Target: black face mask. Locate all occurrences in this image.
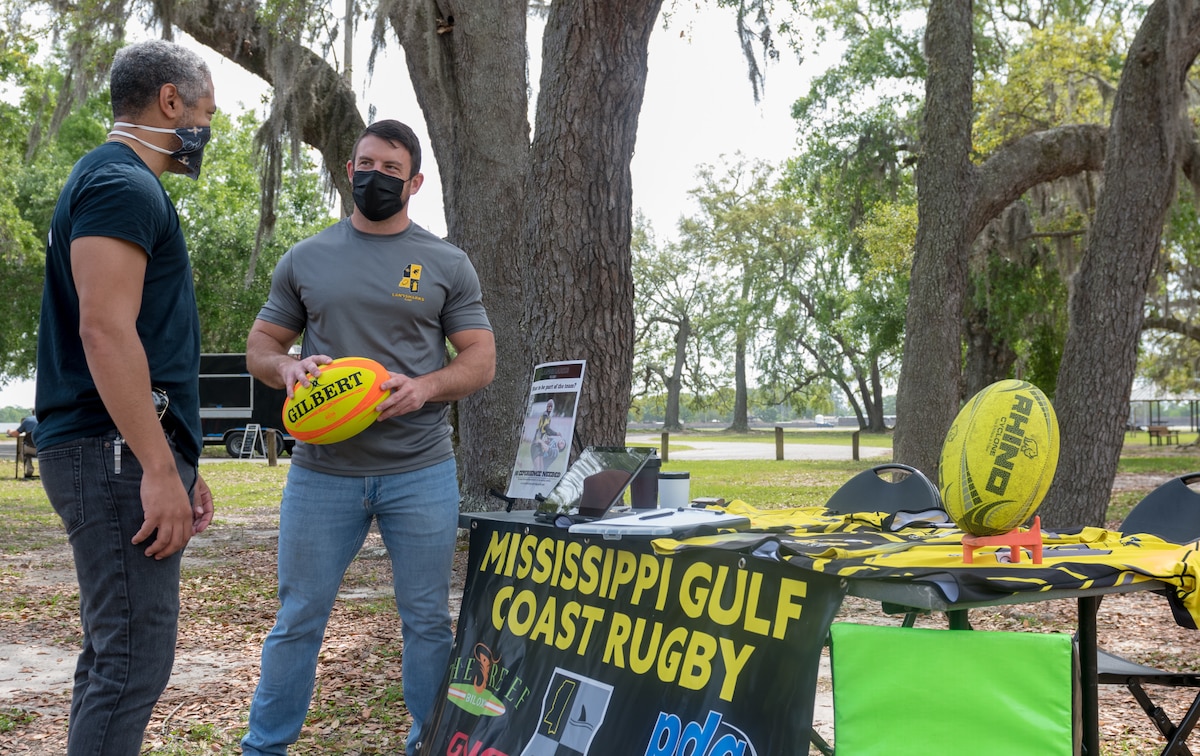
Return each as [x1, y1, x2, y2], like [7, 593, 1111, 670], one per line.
[353, 170, 409, 221]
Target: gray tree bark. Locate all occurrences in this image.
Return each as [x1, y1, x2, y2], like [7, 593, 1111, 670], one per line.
[895, 0, 1109, 482]
[1043, 0, 1200, 528]
[175, 0, 664, 506]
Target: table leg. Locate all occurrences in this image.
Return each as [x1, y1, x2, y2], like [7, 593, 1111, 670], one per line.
[1079, 595, 1100, 756]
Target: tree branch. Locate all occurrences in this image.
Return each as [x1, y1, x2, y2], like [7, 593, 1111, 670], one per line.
[971, 123, 1108, 237]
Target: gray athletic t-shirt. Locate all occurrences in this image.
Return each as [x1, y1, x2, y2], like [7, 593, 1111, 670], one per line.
[257, 218, 492, 475]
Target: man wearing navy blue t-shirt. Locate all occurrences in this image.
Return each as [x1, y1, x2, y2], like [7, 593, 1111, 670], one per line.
[35, 39, 216, 755]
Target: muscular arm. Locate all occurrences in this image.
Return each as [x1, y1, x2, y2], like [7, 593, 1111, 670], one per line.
[72, 235, 193, 559]
[376, 328, 496, 420]
[246, 319, 328, 396]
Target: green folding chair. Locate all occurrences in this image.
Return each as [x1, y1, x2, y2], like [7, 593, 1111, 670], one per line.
[829, 623, 1077, 755]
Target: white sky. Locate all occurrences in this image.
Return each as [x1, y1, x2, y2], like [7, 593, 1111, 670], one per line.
[0, 4, 825, 410]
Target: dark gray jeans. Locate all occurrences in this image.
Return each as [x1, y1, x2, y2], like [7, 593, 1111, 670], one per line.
[40, 430, 197, 756]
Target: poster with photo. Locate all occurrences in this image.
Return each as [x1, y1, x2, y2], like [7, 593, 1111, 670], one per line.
[505, 360, 586, 500]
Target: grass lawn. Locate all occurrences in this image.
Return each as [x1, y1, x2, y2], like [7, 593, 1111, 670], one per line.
[2, 430, 1197, 754]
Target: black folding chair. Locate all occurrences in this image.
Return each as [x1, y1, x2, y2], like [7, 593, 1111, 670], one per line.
[823, 462, 943, 518]
[1095, 472, 1200, 756]
[825, 463, 945, 628]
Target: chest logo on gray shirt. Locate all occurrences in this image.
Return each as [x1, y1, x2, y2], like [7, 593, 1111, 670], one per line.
[400, 264, 422, 293]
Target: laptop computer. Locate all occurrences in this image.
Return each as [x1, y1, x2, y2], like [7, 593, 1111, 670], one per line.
[534, 446, 657, 526]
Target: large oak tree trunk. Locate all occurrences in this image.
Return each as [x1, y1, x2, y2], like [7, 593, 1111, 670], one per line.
[522, 0, 663, 450]
[177, 0, 663, 507]
[1043, 0, 1200, 527]
[386, 1, 534, 507]
[893, 0, 976, 480]
[894, 0, 1107, 485]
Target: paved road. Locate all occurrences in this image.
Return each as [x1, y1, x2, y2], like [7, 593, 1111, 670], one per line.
[627, 434, 891, 461]
[2, 436, 891, 464]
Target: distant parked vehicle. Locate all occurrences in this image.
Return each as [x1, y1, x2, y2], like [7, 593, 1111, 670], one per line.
[199, 353, 293, 457]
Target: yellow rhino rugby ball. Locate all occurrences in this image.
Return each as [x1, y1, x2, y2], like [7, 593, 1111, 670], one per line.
[939, 380, 1059, 536]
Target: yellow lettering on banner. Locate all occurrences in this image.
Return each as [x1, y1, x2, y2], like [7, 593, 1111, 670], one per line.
[576, 604, 606, 655]
[773, 577, 808, 639]
[678, 560, 812, 639]
[559, 540, 582, 591]
[493, 588, 607, 655]
[606, 550, 640, 600]
[631, 554, 659, 606]
[600, 616, 758, 702]
[480, 529, 797, 701]
[678, 631, 717, 691]
[556, 602, 580, 651]
[744, 572, 771, 636]
[480, 531, 513, 575]
[679, 562, 711, 619]
[553, 539, 566, 583]
[530, 595, 559, 644]
[493, 585, 514, 630]
[706, 565, 748, 626]
[508, 589, 538, 634]
[718, 637, 754, 701]
[628, 617, 663, 675]
[657, 626, 691, 685]
[532, 537, 556, 583]
[579, 545, 603, 595]
[604, 612, 633, 668]
[656, 557, 673, 610]
[515, 534, 537, 580]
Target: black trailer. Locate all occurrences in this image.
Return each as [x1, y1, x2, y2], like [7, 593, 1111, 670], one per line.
[199, 353, 294, 457]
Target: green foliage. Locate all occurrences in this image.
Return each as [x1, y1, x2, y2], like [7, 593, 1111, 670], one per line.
[791, 0, 925, 130]
[0, 41, 332, 375]
[1139, 183, 1200, 395]
[0, 707, 37, 734]
[631, 212, 715, 421]
[973, 22, 1122, 154]
[856, 201, 916, 283]
[850, 199, 915, 355]
[0, 39, 60, 382]
[967, 237, 1068, 394]
[0, 406, 34, 422]
[163, 110, 331, 353]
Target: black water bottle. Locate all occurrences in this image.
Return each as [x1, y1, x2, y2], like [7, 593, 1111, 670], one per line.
[630, 453, 661, 509]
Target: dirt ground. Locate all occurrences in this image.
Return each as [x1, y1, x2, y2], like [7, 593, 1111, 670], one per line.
[2, 471, 1199, 754]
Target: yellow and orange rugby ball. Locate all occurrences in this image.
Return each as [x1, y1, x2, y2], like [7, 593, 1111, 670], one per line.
[283, 357, 391, 444]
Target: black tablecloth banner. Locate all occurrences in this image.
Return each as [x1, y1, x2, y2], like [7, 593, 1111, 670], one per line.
[416, 518, 846, 756]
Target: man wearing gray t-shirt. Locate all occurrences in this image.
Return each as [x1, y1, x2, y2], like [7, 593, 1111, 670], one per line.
[241, 119, 495, 755]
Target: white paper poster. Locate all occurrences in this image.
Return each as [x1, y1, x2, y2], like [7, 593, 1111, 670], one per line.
[506, 360, 586, 500]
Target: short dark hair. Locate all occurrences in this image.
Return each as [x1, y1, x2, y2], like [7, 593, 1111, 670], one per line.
[110, 40, 211, 119]
[354, 120, 422, 175]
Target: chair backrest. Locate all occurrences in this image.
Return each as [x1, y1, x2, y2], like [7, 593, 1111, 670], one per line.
[1119, 472, 1200, 544]
[824, 463, 943, 515]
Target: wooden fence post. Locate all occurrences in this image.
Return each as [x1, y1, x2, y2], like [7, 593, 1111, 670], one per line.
[661, 431, 669, 463]
[775, 426, 784, 461]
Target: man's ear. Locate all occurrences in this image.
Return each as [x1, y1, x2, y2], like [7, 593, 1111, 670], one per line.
[408, 172, 424, 195]
[158, 83, 183, 120]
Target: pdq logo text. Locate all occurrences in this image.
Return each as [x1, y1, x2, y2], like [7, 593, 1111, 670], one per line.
[644, 710, 757, 756]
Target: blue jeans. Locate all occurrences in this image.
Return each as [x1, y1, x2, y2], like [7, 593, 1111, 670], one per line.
[39, 431, 197, 756]
[241, 459, 460, 755]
